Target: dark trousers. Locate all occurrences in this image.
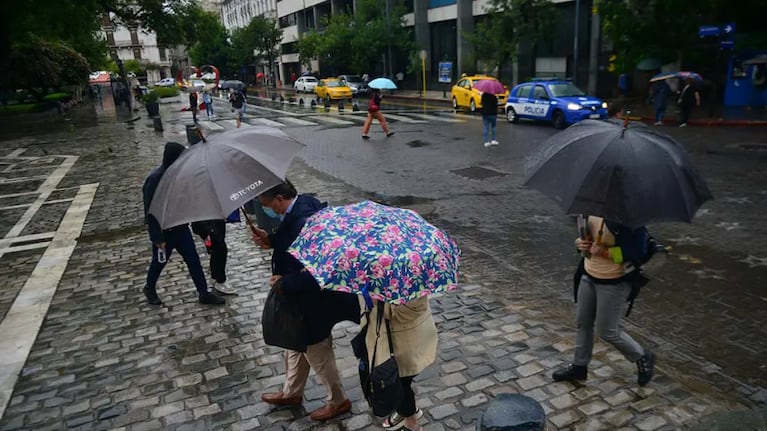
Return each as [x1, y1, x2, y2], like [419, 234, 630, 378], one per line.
[192, 109, 198, 123]
[397, 375, 417, 417]
[191, 220, 228, 283]
[146, 226, 208, 295]
[679, 104, 692, 125]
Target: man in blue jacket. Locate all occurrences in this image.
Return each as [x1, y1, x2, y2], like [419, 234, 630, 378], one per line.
[251, 181, 359, 421]
[142, 142, 225, 306]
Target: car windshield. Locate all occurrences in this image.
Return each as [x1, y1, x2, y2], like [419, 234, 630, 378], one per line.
[326, 81, 343, 87]
[305, 77, 317, 82]
[547, 83, 586, 97]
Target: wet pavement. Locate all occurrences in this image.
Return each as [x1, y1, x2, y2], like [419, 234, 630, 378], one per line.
[0, 94, 765, 431]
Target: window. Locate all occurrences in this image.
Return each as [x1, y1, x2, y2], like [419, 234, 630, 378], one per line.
[533, 86, 548, 100]
[159, 47, 167, 61]
[133, 48, 141, 59]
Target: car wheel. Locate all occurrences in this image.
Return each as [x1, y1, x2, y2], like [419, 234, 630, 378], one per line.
[552, 110, 566, 129]
[452, 97, 458, 110]
[506, 107, 518, 123]
[469, 99, 477, 113]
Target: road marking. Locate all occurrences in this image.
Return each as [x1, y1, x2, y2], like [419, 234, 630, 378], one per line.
[383, 114, 426, 124]
[200, 121, 225, 131]
[0, 197, 74, 211]
[277, 117, 317, 126]
[250, 118, 284, 127]
[3, 155, 78, 242]
[220, 119, 241, 128]
[0, 232, 55, 249]
[0, 182, 98, 419]
[406, 112, 463, 123]
[307, 116, 355, 125]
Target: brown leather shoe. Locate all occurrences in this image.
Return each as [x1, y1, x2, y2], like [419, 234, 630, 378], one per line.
[310, 399, 352, 421]
[261, 392, 303, 406]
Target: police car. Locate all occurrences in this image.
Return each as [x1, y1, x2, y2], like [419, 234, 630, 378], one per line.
[505, 79, 608, 128]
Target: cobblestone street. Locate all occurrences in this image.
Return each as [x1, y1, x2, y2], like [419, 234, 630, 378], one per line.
[0, 99, 765, 431]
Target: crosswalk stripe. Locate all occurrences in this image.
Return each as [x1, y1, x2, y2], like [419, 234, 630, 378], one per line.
[308, 116, 355, 125]
[250, 118, 284, 127]
[406, 112, 463, 123]
[278, 117, 317, 126]
[383, 114, 426, 124]
[221, 119, 240, 128]
[200, 121, 225, 131]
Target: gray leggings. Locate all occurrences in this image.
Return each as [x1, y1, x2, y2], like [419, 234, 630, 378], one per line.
[574, 275, 644, 366]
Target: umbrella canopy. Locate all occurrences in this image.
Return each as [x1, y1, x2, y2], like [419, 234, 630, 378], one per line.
[288, 201, 461, 304]
[636, 58, 662, 71]
[219, 80, 245, 90]
[149, 127, 304, 229]
[301, 71, 313, 76]
[368, 77, 397, 90]
[524, 119, 712, 228]
[743, 55, 767, 66]
[649, 71, 703, 82]
[473, 79, 506, 94]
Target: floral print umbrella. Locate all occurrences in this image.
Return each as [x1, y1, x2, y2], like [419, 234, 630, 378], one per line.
[288, 200, 461, 304]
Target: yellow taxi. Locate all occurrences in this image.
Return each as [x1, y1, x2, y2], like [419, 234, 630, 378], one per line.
[314, 79, 353, 101]
[450, 75, 509, 112]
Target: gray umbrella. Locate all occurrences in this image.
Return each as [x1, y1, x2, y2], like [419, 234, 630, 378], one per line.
[149, 127, 304, 229]
[524, 119, 712, 227]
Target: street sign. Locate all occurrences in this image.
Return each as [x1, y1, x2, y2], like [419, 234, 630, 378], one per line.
[438, 62, 453, 83]
[699, 25, 720, 37]
[720, 40, 735, 50]
[722, 22, 736, 35]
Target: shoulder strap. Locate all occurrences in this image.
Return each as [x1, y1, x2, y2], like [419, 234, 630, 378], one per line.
[373, 301, 395, 358]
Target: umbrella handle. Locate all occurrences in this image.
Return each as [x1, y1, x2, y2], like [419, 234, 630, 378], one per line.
[240, 207, 259, 235]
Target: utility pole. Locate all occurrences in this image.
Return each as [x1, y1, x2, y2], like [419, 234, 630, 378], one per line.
[572, 0, 580, 83]
[385, 0, 393, 78]
[587, 3, 599, 95]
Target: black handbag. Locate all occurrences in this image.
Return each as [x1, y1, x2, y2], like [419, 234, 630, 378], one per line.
[261, 280, 308, 352]
[366, 302, 402, 417]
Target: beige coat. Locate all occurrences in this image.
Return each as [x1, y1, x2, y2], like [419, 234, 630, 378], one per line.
[361, 297, 438, 377]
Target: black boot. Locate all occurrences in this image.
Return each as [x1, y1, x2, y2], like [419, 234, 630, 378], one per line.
[199, 291, 225, 305]
[552, 364, 588, 382]
[636, 351, 655, 386]
[143, 286, 162, 305]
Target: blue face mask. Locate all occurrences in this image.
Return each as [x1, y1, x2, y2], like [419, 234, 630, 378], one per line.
[262, 205, 280, 219]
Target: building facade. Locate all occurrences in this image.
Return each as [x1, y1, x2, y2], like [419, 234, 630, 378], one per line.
[222, 0, 278, 30]
[100, 14, 189, 85]
[275, 0, 611, 95]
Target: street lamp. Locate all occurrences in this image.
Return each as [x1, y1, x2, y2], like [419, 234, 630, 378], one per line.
[385, 0, 393, 78]
[572, 0, 580, 83]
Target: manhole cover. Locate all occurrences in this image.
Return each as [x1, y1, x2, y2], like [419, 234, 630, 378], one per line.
[407, 140, 430, 148]
[451, 166, 508, 180]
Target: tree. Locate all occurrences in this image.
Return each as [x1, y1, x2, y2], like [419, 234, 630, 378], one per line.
[469, 0, 555, 81]
[297, 0, 413, 75]
[231, 16, 283, 85]
[4, 35, 89, 96]
[184, 9, 234, 76]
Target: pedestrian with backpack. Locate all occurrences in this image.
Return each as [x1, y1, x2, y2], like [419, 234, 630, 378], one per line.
[228, 88, 245, 128]
[552, 215, 656, 386]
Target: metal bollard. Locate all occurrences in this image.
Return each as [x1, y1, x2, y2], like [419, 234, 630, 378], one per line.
[352, 103, 360, 111]
[185, 124, 202, 145]
[477, 394, 545, 431]
[153, 117, 163, 132]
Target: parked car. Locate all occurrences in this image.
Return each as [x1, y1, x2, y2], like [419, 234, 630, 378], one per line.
[337, 75, 368, 95]
[450, 75, 509, 112]
[294, 76, 319, 93]
[314, 79, 353, 101]
[155, 78, 176, 87]
[505, 79, 608, 129]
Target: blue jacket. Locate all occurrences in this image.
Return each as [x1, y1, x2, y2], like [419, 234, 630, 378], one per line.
[142, 142, 185, 243]
[270, 194, 360, 344]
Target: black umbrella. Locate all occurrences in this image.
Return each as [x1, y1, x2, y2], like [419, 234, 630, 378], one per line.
[524, 119, 712, 227]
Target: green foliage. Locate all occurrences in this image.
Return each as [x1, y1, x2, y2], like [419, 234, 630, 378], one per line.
[43, 93, 70, 101]
[183, 7, 234, 76]
[469, 0, 555, 81]
[141, 90, 159, 104]
[297, 0, 414, 75]
[0, 103, 44, 115]
[152, 87, 179, 98]
[230, 15, 283, 81]
[123, 59, 144, 75]
[5, 35, 90, 90]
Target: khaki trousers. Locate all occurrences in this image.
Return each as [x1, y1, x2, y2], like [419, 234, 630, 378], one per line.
[282, 336, 346, 406]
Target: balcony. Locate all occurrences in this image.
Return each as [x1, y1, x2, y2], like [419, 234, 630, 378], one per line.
[111, 40, 143, 48]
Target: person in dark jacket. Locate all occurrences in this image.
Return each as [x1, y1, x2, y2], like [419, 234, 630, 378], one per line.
[251, 181, 359, 421]
[142, 142, 225, 306]
[480, 91, 499, 147]
[650, 80, 671, 125]
[677, 77, 700, 127]
[189, 91, 198, 123]
[552, 215, 655, 386]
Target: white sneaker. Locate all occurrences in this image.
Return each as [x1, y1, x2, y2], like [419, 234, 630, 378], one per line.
[654, 121, 662, 126]
[679, 123, 687, 128]
[491, 140, 499, 145]
[211, 281, 236, 295]
[484, 142, 492, 147]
